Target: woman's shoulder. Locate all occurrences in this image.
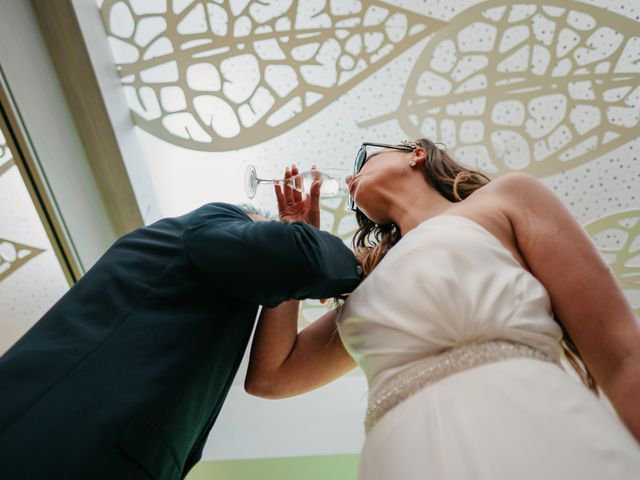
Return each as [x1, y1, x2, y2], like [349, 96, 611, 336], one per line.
[446, 172, 541, 218]
[480, 172, 549, 201]
[464, 172, 555, 220]
[446, 173, 552, 269]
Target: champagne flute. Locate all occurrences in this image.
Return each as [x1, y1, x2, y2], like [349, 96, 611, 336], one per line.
[244, 165, 350, 199]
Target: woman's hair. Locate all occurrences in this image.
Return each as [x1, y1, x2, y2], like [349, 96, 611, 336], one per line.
[350, 137, 598, 394]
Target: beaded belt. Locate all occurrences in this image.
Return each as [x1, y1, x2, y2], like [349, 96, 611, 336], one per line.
[364, 340, 556, 433]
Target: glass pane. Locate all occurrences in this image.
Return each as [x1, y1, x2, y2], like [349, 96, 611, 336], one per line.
[0, 122, 70, 355]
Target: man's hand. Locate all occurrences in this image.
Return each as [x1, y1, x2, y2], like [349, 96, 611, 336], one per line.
[275, 164, 321, 228]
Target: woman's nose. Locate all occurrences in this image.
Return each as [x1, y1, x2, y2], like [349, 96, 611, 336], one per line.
[345, 175, 353, 185]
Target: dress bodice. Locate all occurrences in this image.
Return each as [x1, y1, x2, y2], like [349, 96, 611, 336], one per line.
[337, 215, 563, 397]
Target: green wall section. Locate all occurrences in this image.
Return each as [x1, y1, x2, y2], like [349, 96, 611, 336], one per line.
[186, 453, 359, 480]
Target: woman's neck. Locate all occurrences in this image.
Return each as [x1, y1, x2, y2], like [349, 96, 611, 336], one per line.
[388, 187, 454, 236]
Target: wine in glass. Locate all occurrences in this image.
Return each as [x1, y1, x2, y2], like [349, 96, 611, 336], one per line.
[244, 165, 350, 199]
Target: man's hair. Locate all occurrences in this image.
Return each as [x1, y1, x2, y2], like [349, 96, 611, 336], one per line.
[236, 203, 278, 221]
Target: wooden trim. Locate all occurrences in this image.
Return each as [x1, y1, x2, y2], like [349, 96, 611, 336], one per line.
[0, 80, 80, 284]
[31, 0, 143, 236]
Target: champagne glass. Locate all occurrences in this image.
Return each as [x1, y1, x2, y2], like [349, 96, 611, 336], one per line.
[244, 165, 350, 199]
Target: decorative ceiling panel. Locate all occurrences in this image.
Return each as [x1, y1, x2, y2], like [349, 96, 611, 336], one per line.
[100, 0, 445, 150]
[98, 0, 639, 320]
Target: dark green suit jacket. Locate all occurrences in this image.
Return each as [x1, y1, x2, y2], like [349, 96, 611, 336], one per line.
[0, 203, 361, 479]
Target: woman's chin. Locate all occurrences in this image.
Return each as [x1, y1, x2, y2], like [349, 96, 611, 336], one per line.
[358, 208, 384, 225]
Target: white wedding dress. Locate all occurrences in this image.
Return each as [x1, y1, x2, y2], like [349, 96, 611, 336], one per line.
[337, 215, 640, 480]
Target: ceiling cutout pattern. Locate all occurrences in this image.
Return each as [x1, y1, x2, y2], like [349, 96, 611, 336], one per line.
[0, 239, 44, 283]
[99, 0, 639, 320]
[100, 0, 639, 162]
[0, 127, 15, 177]
[363, 0, 640, 177]
[100, 0, 443, 150]
[0, 128, 43, 284]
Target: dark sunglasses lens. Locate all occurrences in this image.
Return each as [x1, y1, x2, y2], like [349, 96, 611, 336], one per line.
[349, 145, 368, 211]
[355, 148, 367, 173]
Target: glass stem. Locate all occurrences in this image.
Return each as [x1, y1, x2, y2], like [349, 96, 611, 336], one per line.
[257, 178, 279, 185]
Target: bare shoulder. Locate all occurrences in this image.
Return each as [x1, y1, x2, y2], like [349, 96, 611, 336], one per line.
[447, 172, 572, 269]
[463, 172, 550, 209]
[483, 172, 550, 202]
[454, 172, 554, 229]
[479, 172, 561, 227]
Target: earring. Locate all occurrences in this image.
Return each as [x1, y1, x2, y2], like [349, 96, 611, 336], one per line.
[410, 157, 416, 167]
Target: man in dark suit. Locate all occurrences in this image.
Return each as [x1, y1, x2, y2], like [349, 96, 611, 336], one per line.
[0, 175, 361, 479]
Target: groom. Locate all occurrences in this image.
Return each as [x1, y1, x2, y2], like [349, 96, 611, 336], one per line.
[0, 179, 361, 479]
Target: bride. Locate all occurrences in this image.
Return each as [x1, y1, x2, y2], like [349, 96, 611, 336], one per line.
[244, 139, 640, 479]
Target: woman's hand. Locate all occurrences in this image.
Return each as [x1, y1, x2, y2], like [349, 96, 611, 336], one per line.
[275, 164, 322, 228]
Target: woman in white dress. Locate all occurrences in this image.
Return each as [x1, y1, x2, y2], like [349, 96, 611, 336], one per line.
[244, 139, 640, 479]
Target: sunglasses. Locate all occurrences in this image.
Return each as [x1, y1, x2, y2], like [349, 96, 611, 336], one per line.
[347, 142, 415, 211]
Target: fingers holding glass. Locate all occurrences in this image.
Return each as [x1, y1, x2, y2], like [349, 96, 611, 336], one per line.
[283, 166, 294, 206]
[291, 164, 303, 203]
[245, 164, 350, 213]
[274, 182, 286, 213]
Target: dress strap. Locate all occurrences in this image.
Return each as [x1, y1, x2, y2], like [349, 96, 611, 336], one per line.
[365, 340, 557, 433]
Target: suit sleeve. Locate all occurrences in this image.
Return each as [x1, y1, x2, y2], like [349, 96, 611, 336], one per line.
[183, 205, 362, 307]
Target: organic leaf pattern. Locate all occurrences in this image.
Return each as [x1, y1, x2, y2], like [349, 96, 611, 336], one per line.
[320, 194, 358, 243]
[95, 1, 639, 329]
[0, 127, 15, 178]
[0, 238, 44, 283]
[100, 0, 444, 151]
[0, 130, 45, 283]
[361, 0, 640, 176]
[585, 210, 640, 316]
